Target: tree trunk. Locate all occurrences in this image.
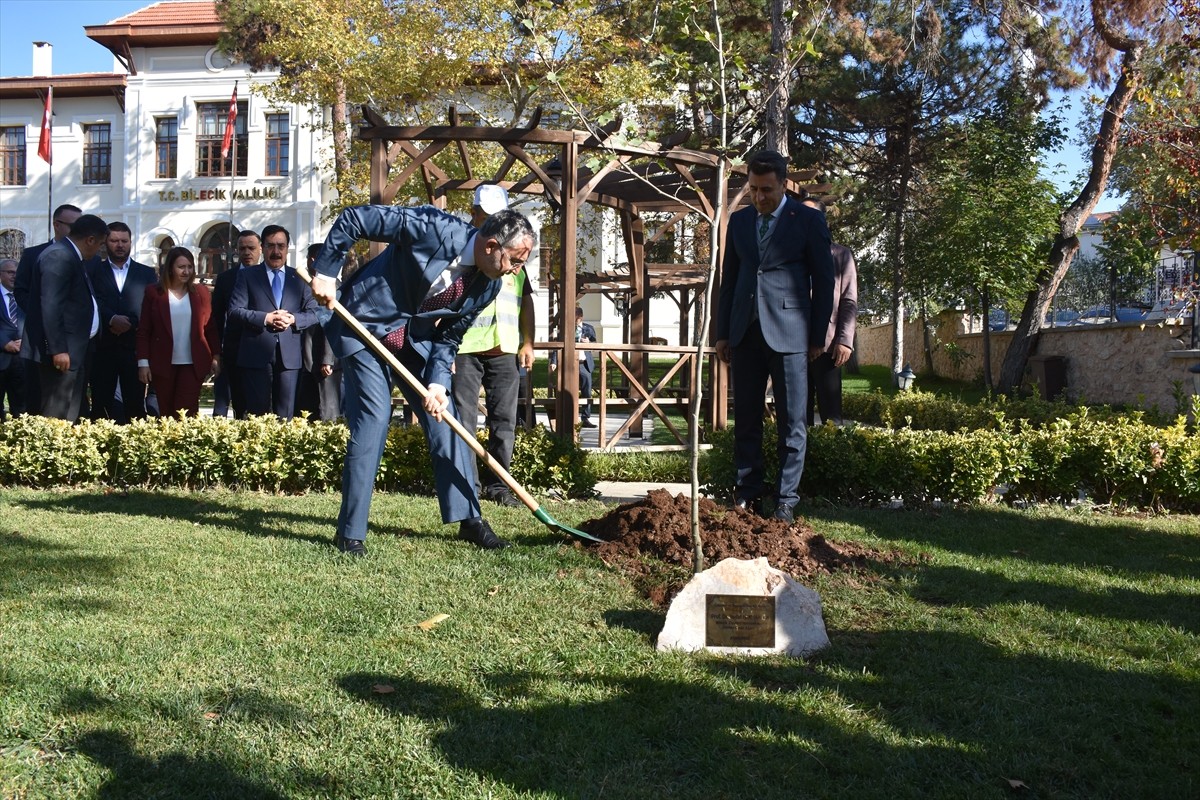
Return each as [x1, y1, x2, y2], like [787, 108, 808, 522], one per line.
[331, 79, 351, 194]
[997, 42, 1145, 393]
[980, 284, 992, 391]
[764, 0, 791, 156]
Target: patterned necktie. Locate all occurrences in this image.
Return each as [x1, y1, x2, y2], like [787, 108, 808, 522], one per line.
[382, 270, 471, 355]
[758, 214, 772, 248]
[271, 269, 284, 307]
[5, 291, 21, 327]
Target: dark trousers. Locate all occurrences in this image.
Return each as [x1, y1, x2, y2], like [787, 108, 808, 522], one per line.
[452, 351, 519, 496]
[806, 351, 843, 426]
[213, 352, 246, 418]
[579, 364, 593, 420]
[241, 360, 300, 419]
[90, 347, 145, 422]
[0, 358, 26, 419]
[22, 357, 41, 414]
[296, 367, 342, 420]
[730, 318, 810, 509]
[212, 369, 231, 417]
[37, 359, 89, 422]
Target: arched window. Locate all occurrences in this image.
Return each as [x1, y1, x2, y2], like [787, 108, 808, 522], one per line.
[156, 236, 175, 273]
[198, 223, 238, 282]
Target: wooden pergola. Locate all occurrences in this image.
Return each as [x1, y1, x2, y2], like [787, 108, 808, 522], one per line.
[359, 106, 827, 448]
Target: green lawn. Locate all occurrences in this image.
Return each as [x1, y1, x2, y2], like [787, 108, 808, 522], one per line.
[2, 488, 1196, 799]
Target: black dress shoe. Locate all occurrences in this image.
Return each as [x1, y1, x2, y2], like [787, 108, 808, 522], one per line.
[580, 418, 598, 428]
[334, 534, 367, 556]
[458, 518, 510, 550]
[483, 488, 522, 508]
[772, 504, 795, 524]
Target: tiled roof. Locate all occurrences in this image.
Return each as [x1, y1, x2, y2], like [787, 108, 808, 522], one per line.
[105, 1, 219, 28]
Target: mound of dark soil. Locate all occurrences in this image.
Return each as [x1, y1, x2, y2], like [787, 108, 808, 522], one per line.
[578, 489, 885, 604]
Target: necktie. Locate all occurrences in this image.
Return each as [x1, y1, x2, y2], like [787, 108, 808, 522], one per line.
[382, 271, 471, 354]
[758, 214, 772, 248]
[5, 291, 21, 327]
[271, 269, 284, 307]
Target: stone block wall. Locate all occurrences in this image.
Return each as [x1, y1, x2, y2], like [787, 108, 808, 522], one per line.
[856, 312, 1198, 413]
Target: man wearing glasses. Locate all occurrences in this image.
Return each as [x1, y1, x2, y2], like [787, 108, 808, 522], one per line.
[14, 204, 82, 413]
[309, 204, 537, 556]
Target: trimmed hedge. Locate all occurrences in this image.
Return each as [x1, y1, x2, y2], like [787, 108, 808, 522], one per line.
[701, 413, 1200, 511]
[0, 415, 596, 498]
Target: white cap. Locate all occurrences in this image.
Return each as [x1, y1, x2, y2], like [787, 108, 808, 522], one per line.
[473, 184, 509, 215]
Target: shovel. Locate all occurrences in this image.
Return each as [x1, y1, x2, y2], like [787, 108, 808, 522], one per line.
[296, 265, 601, 544]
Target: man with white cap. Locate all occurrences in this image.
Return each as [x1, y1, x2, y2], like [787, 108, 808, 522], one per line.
[451, 184, 536, 507]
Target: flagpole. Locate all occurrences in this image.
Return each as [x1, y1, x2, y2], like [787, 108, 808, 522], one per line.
[227, 81, 238, 272]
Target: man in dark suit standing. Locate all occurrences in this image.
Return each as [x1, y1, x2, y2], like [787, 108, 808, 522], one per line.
[14, 203, 81, 414]
[20, 214, 109, 421]
[802, 197, 858, 427]
[87, 222, 157, 422]
[227, 225, 318, 419]
[715, 151, 835, 523]
[0, 258, 27, 419]
[211, 229, 261, 418]
[309, 205, 536, 555]
[548, 304, 598, 427]
[296, 243, 341, 420]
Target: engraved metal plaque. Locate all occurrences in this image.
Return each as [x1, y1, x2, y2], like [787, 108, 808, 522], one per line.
[705, 594, 776, 648]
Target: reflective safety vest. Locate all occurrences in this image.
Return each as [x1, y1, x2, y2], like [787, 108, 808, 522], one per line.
[458, 268, 528, 355]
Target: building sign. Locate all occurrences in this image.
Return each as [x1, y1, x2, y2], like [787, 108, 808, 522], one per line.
[156, 186, 281, 202]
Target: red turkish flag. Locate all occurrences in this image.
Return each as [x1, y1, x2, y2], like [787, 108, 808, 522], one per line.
[221, 83, 238, 158]
[37, 86, 52, 164]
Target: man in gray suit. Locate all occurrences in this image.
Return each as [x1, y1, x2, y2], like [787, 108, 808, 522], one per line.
[20, 214, 108, 421]
[715, 151, 835, 523]
[802, 197, 858, 427]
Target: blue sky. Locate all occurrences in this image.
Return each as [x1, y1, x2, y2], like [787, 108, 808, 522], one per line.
[0, 0, 1118, 211]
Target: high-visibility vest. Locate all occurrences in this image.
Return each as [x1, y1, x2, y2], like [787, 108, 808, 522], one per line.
[459, 268, 528, 355]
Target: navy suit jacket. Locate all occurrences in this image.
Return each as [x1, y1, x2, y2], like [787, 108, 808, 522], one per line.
[14, 239, 53, 313]
[19, 241, 97, 366]
[88, 258, 157, 351]
[228, 263, 318, 370]
[716, 197, 835, 354]
[310, 205, 503, 390]
[211, 266, 244, 359]
[0, 288, 23, 371]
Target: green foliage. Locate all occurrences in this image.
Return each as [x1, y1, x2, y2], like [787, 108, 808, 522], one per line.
[0, 416, 592, 499]
[700, 412, 1199, 511]
[588, 451, 691, 483]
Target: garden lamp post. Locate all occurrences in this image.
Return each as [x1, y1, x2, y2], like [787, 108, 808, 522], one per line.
[897, 364, 916, 391]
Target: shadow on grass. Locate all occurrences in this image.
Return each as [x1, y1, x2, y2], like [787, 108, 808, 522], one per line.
[0, 532, 122, 606]
[803, 504, 1200, 581]
[340, 618, 1198, 799]
[74, 730, 287, 799]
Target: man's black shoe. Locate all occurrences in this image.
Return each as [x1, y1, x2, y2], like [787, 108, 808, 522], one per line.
[334, 535, 367, 556]
[734, 498, 762, 516]
[580, 418, 598, 428]
[484, 488, 522, 508]
[458, 518, 510, 550]
[772, 504, 795, 524]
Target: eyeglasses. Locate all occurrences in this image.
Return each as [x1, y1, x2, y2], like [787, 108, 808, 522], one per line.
[500, 250, 526, 271]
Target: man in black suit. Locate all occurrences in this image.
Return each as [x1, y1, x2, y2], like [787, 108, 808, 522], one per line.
[227, 225, 318, 418]
[296, 243, 341, 420]
[87, 222, 157, 422]
[211, 229, 261, 418]
[20, 214, 108, 421]
[715, 151, 835, 523]
[0, 258, 26, 419]
[14, 203, 81, 414]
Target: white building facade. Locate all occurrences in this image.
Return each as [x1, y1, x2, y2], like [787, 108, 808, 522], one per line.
[0, 1, 333, 281]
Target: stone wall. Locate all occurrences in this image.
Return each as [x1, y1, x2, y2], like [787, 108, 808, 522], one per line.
[856, 312, 1199, 413]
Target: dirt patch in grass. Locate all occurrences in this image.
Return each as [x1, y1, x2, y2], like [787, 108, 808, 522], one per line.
[578, 489, 894, 605]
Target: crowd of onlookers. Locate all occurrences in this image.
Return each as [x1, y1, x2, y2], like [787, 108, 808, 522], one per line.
[0, 203, 340, 425]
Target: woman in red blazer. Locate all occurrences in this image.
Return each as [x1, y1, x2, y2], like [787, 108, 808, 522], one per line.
[136, 247, 220, 417]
